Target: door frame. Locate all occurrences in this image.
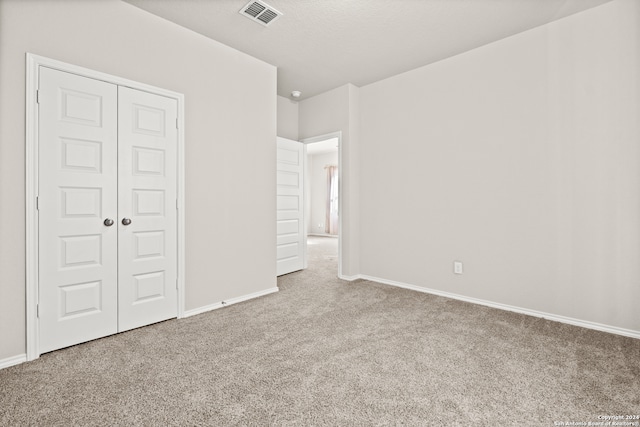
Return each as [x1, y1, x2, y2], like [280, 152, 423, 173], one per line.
[300, 131, 342, 277]
[25, 53, 186, 361]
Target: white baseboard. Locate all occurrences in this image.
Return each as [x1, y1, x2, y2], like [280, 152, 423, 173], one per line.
[182, 287, 279, 318]
[357, 274, 640, 340]
[339, 273, 361, 281]
[0, 354, 27, 370]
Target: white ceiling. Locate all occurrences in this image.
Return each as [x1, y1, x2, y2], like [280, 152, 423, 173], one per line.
[306, 138, 339, 156]
[124, 0, 613, 100]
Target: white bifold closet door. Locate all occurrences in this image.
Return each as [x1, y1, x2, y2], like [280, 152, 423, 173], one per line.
[38, 67, 177, 353]
[117, 86, 178, 332]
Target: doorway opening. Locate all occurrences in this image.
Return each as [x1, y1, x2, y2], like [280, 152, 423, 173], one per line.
[301, 132, 341, 276]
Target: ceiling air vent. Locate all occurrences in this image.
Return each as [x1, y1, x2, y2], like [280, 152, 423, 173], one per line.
[239, 0, 283, 26]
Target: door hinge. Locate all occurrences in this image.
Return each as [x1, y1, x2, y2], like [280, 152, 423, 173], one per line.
[176, 199, 179, 210]
[176, 278, 179, 290]
[176, 118, 179, 129]
[36, 304, 39, 318]
[36, 90, 40, 104]
[36, 196, 39, 210]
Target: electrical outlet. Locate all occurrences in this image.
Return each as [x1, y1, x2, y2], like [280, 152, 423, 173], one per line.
[453, 261, 463, 275]
[318, 223, 323, 229]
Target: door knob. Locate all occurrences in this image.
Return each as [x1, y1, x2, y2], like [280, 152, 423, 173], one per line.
[122, 218, 132, 226]
[103, 218, 114, 227]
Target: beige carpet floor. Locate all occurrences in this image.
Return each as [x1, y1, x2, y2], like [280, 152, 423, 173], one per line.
[1, 236, 638, 426]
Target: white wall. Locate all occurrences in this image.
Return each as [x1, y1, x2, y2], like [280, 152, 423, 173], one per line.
[359, 0, 640, 333]
[299, 84, 360, 277]
[277, 95, 299, 140]
[0, 0, 277, 361]
[307, 151, 339, 235]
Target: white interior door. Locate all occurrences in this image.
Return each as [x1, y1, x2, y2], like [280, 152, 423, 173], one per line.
[117, 87, 178, 331]
[277, 137, 305, 275]
[38, 67, 179, 352]
[38, 67, 119, 353]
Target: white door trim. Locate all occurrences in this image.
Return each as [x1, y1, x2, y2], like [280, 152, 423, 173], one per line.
[25, 53, 186, 361]
[300, 131, 343, 278]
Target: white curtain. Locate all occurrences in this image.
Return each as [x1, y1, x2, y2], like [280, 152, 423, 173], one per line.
[325, 165, 339, 235]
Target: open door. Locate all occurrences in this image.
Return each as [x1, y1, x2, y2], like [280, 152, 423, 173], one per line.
[276, 137, 305, 275]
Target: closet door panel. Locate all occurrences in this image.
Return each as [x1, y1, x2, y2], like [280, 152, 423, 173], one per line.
[117, 87, 178, 332]
[38, 67, 118, 353]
